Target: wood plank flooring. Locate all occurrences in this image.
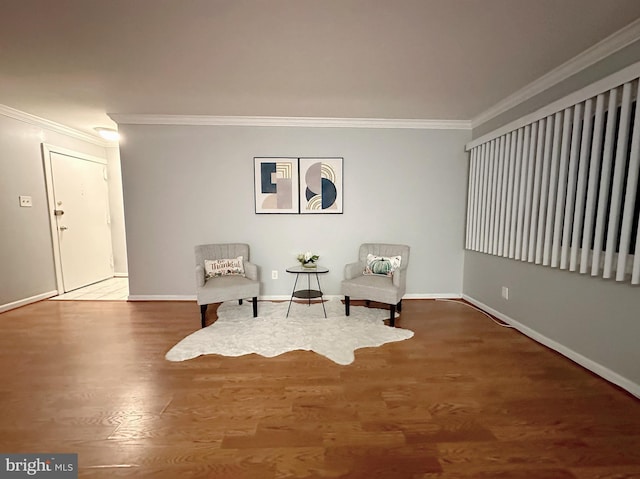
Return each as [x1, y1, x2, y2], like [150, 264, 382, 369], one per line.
[0, 298, 638, 478]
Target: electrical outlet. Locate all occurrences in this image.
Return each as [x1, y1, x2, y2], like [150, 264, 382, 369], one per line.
[19, 195, 33, 207]
[501, 286, 509, 300]
[271, 270, 278, 280]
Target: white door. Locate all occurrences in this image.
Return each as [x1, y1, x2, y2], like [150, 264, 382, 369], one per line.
[50, 152, 114, 292]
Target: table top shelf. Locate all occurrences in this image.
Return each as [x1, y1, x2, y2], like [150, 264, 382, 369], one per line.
[286, 265, 329, 274]
[286, 266, 328, 317]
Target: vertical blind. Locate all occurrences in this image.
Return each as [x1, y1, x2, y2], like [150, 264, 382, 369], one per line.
[465, 69, 640, 286]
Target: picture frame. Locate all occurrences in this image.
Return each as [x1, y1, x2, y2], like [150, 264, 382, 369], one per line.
[254, 157, 300, 214]
[299, 157, 343, 214]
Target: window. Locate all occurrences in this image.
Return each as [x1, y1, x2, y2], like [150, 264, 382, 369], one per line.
[465, 77, 640, 285]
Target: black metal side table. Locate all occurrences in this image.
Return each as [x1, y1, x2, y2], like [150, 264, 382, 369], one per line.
[285, 265, 329, 318]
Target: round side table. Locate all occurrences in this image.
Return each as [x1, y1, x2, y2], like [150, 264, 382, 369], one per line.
[285, 265, 329, 317]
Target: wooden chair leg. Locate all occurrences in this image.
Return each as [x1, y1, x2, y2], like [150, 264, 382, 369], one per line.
[345, 296, 350, 316]
[200, 304, 208, 328]
[252, 297, 258, 317]
[365, 300, 371, 307]
[239, 299, 243, 305]
[389, 304, 396, 327]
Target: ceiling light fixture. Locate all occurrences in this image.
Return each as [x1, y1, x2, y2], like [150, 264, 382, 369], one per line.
[94, 127, 120, 142]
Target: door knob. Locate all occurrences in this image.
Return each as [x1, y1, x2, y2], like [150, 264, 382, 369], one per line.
[59, 226, 68, 231]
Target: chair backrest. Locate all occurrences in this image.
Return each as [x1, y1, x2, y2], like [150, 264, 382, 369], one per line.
[195, 243, 250, 266]
[358, 243, 410, 270]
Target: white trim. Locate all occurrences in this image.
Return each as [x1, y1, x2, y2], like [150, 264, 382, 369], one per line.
[472, 18, 640, 129]
[114, 272, 128, 278]
[467, 60, 640, 150]
[0, 291, 58, 314]
[265, 294, 463, 301]
[0, 104, 113, 147]
[403, 293, 462, 299]
[256, 294, 464, 301]
[43, 144, 108, 165]
[462, 294, 640, 399]
[129, 295, 299, 302]
[108, 114, 471, 130]
[125, 293, 463, 302]
[42, 144, 64, 295]
[127, 295, 196, 301]
[129, 294, 332, 302]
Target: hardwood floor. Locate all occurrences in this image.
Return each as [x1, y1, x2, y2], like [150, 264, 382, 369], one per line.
[0, 298, 638, 478]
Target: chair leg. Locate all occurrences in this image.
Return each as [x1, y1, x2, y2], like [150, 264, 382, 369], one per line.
[252, 297, 258, 317]
[345, 296, 350, 316]
[365, 300, 371, 307]
[397, 300, 402, 313]
[200, 304, 208, 328]
[239, 299, 243, 305]
[389, 304, 396, 327]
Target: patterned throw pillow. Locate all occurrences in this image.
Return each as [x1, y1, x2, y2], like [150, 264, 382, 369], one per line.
[204, 256, 245, 278]
[363, 254, 401, 277]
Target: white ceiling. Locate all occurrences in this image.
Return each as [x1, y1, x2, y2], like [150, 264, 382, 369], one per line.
[2, 0, 640, 139]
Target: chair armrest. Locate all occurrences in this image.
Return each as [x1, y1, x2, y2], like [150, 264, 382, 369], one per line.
[244, 261, 259, 281]
[392, 267, 407, 289]
[344, 261, 364, 280]
[195, 264, 206, 287]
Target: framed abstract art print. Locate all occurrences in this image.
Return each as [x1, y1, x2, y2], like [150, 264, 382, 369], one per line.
[298, 157, 343, 214]
[254, 157, 300, 214]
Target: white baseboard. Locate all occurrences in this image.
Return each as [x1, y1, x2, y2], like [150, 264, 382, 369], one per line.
[261, 294, 462, 301]
[129, 295, 293, 302]
[125, 293, 462, 302]
[129, 295, 299, 302]
[463, 294, 640, 399]
[404, 293, 462, 299]
[127, 295, 196, 301]
[114, 272, 128, 278]
[0, 291, 58, 314]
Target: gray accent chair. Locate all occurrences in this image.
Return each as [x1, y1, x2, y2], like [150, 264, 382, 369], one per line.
[341, 243, 410, 327]
[195, 243, 260, 328]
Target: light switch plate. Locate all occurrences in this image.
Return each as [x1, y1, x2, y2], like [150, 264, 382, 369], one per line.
[19, 196, 33, 207]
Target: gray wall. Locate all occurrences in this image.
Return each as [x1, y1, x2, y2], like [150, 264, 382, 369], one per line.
[118, 124, 470, 298]
[0, 113, 125, 309]
[464, 251, 640, 387]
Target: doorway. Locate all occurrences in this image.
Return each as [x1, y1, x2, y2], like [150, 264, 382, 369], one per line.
[42, 145, 115, 294]
[50, 277, 128, 300]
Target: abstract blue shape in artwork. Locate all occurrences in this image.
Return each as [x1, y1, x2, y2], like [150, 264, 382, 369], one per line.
[305, 187, 314, 202]
[305, 178, 336, 208]
[260, 162, 277, 193]
[321, 178, 337, 208]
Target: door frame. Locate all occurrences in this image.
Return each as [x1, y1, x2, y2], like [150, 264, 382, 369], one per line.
[42, 143, 111, 295]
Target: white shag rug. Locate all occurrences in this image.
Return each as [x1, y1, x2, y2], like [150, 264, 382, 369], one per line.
[165, 298, 413, 365]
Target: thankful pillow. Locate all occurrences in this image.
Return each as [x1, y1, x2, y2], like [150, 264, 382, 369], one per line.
[204, 256, 245, 278]
[363, 254, 401, 277]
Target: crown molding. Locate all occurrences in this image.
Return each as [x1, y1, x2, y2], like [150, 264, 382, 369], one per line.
[471, 17, 640, 129]
[466, 59, 640, 150]
[0, 104, 112, 147]
[108, 114, 471, 130]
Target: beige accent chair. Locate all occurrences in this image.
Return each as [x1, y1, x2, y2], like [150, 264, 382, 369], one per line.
[195, 243, 260, 328]
[341, 243, 410, 327]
